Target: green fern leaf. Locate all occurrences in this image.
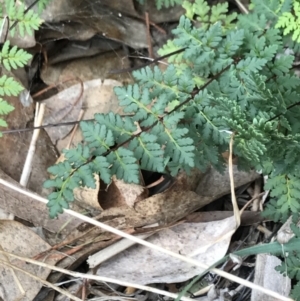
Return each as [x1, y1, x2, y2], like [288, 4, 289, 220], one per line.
[6, 2, 42, 37]
[0, 75, 23, 96]
[236, 57, 267, 78]
[220, 29, 244, 56]
[155, 0, 182, 9]
[80, 122, 115, 155]
[63, 144, 90, 167]
[0, 98, 14, 115]
[92, 156, 111, 184]
[173, 16, 200, 47]
[290, 282, 300, 301]
[95, 112, 137, 143]
[129, 132, 165, 172]
[47, 161, 73, 179]
[73, 164, 96, 189]
[114, 84, 151, 120]
[156, 121, 195, 168]
[44, 178, 64, 189]
[107, 147, 140, 183]
[186, 0, 210, 22]
[211, 2, 229, 23]
[157, 40, 183, 63]
[270, 54, 294, 76]
[265, 173, 300, 216]
[47, 192, 68, 218]
[276, 252, 300, 280]
[0, 41, 32, 71]
[0, 119, 7, 128]
[37, 0, 51, 13]
[171, 136, 195, 167]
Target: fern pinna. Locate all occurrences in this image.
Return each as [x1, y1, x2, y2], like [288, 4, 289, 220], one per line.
[45, 0, 300, 224]
[0, 0, 51, 135]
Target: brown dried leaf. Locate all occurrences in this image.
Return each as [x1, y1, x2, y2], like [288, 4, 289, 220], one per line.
[45, 79, 125, 151]
[74, 174, 102, 210]
[0, 221, 52, 301]
[0, 168, 82, 235]
[95, 217, 236, 284]
[112, 176, 148, 208]
[42, 83, 83, 144]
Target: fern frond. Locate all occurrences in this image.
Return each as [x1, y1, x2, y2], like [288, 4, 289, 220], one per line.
[155, 0, 182, 9]
[80, 122, 115, 156]
[263, 173, 300, 221]
[0, 98, 14, 115]
[0, 0, 47, 134]
[157, 40, 184, 63]
[94, 112, 137, 143]
[276, 1, 300, 42]
[183, 0, 237, 29]
[107, 147, 140, 183]
[5, 1, 42, 36]
[0, 40, 32, 71]
[92, 156, 111, 184]
[44, 0, 300, 243]
[290, 282, 300, 301]
[128, 132, 165, 172]
[37, 0, 51, 13]
[0, 75, 23, 96]
[276, 252, 300, 280]
[135, 0, 181, 9]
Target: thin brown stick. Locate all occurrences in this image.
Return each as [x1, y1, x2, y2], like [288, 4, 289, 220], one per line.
[145, 175, 164, 188]
[133, 13, 166, 34]
[32, 77, 81, 99]
[66, 109, 85, 149]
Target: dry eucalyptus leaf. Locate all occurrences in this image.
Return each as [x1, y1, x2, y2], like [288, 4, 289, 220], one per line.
[95, 216, 236, 284]
[42, 82, 83, 144]
[0, 220, 52, 301]
[251, 254, 291, 301]
[0, 168, 82, 235]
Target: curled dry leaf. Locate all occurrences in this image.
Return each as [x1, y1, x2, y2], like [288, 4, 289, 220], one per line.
[74, 173, 102, 211]
[99, 175, 148, 210]
[112, 176, 148, 208]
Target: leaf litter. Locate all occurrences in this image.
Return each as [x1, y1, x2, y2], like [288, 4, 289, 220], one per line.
[0, 1, 284, 301]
